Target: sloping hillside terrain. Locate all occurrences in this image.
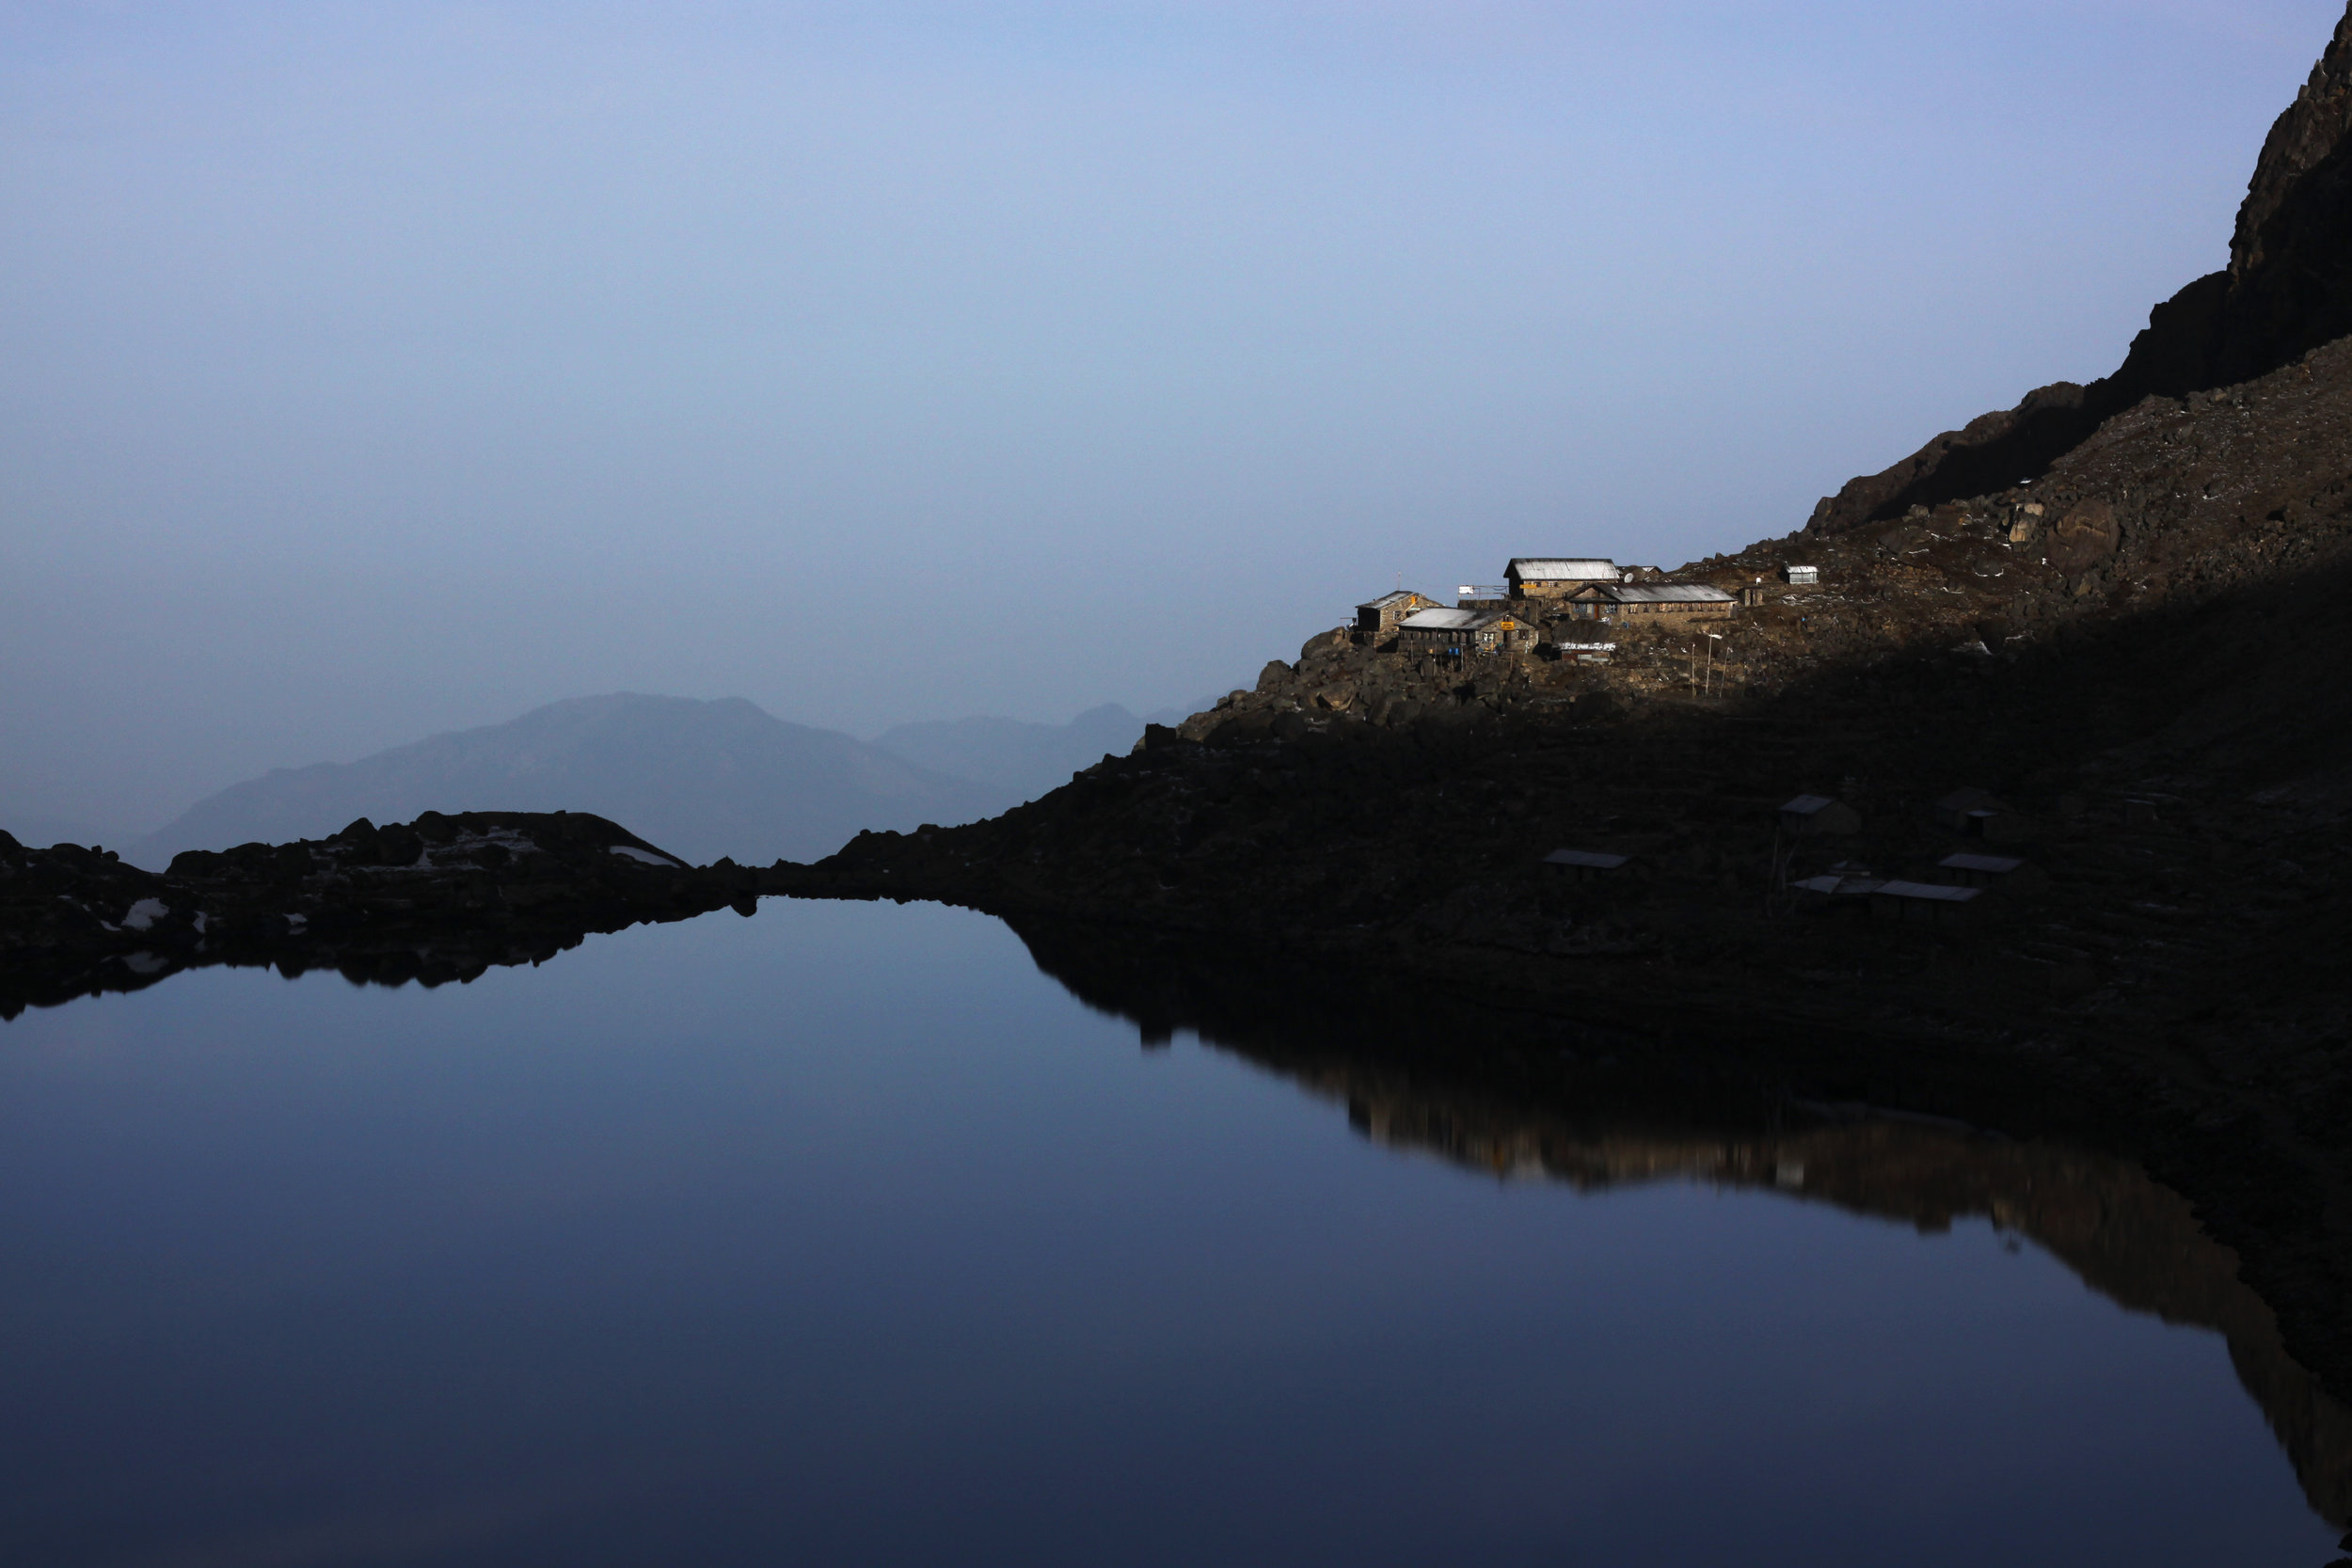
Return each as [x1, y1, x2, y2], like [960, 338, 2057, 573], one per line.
[783, 8, 2352, 1403]
[131, 694, 1009, 869]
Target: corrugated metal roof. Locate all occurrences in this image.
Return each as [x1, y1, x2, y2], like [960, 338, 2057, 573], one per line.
[1401, 608, 1517, 632]
[1543, 849, 1629, 870]
[1358, 590, 1424, 610]
[1873, 880, 1981, 904]
[1940, 853, 2025, 874]
[1508, 559, 1618, 580]
[1577, 583, 1737, 604]
[1781, 795, 1840, 815]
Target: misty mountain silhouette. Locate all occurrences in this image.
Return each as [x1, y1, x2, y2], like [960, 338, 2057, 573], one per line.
[871, 701, 1219, 803]
[872, 704, 1148, 800]
[129, 694, 1010, 869]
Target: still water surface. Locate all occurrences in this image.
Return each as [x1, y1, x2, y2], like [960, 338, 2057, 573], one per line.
[0, 901, 2337, 1565]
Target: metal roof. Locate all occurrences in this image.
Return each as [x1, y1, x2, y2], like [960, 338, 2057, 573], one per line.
[1575, 583, 1737, 603]
[1543, 849, 1629, 870]
[1872, 880, 1981, 904]
[1358, 590, 1426, 610]
[1939, 853, 2026, 874]
[1400, 608, 1513, 632]
[1780, 795, 1841, 816]
[1792, 874, 1881, 896]
[1507, 559, 1619, 580]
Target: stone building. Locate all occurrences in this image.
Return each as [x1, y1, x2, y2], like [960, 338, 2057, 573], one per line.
[1356, 590, 1443, 638]
[1395, 608, 1532, 656]
[1504, 559, 1621, 600]
[1560, 583, 1737, 623]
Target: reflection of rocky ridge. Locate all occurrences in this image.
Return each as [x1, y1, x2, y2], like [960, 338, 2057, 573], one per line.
[0, 811, 761, 1019]
[1009, 914, 2352, 1528]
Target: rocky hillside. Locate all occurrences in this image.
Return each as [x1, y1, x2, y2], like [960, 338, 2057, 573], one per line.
[1806, 4, 2352, 533]
[778, 7, 2352, 1407]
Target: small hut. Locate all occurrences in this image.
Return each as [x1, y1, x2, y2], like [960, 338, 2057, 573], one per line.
[1779, 795, 1862, 836]
[1356, 590, 1442, 638]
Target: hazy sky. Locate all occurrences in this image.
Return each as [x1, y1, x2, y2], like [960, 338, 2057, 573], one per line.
[3, 0, 2342, 835]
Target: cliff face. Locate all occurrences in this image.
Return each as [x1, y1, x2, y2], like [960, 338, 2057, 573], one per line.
[1808, 2, 2352, 535]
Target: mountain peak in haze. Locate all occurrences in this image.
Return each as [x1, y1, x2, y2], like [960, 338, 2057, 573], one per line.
[869, 704, 1152, 801]
[131, 694, 1009, 869]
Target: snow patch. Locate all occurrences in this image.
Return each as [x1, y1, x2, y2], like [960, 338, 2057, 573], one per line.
[283, 912, 309, 933]
[121, 898, 169, 931]
[608, 845, 682, 868]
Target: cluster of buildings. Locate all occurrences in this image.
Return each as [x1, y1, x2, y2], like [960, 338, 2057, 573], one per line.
[1357, 558, 1757, 657]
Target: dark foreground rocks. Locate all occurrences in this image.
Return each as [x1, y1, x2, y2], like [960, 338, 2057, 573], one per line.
[0, 810, 767, 1016]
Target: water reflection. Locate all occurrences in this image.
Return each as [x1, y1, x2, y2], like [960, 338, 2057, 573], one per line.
[1, 901, 2342, 1562]
[1008, 912, 2352, 1530]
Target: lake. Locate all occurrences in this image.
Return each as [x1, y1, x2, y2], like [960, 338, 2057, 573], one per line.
[0, 899, 2340, 1566]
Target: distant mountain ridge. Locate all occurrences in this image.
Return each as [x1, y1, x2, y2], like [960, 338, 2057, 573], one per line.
[129, 694, 1010, 869]
[872, 704, 1148, 801]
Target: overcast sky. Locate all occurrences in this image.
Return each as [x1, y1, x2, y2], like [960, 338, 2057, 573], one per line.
[2, 0, 2342, 837]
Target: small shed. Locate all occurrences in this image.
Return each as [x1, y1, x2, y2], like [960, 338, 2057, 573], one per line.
[1783, 564, 1820, 585]
[1356, 590, 1442, 638]
[1541, 848, 1629, 882]
[1869, 879, 1988, 927]
[1505, 559, 1620, 600]
[1938, 852, 2048, 893]
[1779, 795, 1861, 836]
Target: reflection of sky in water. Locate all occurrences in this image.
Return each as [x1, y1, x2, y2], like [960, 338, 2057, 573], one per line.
[0, 902, 2332, 1566]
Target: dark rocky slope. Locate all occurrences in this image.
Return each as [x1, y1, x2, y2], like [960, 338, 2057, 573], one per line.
[1808, 3, 2352, 533]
